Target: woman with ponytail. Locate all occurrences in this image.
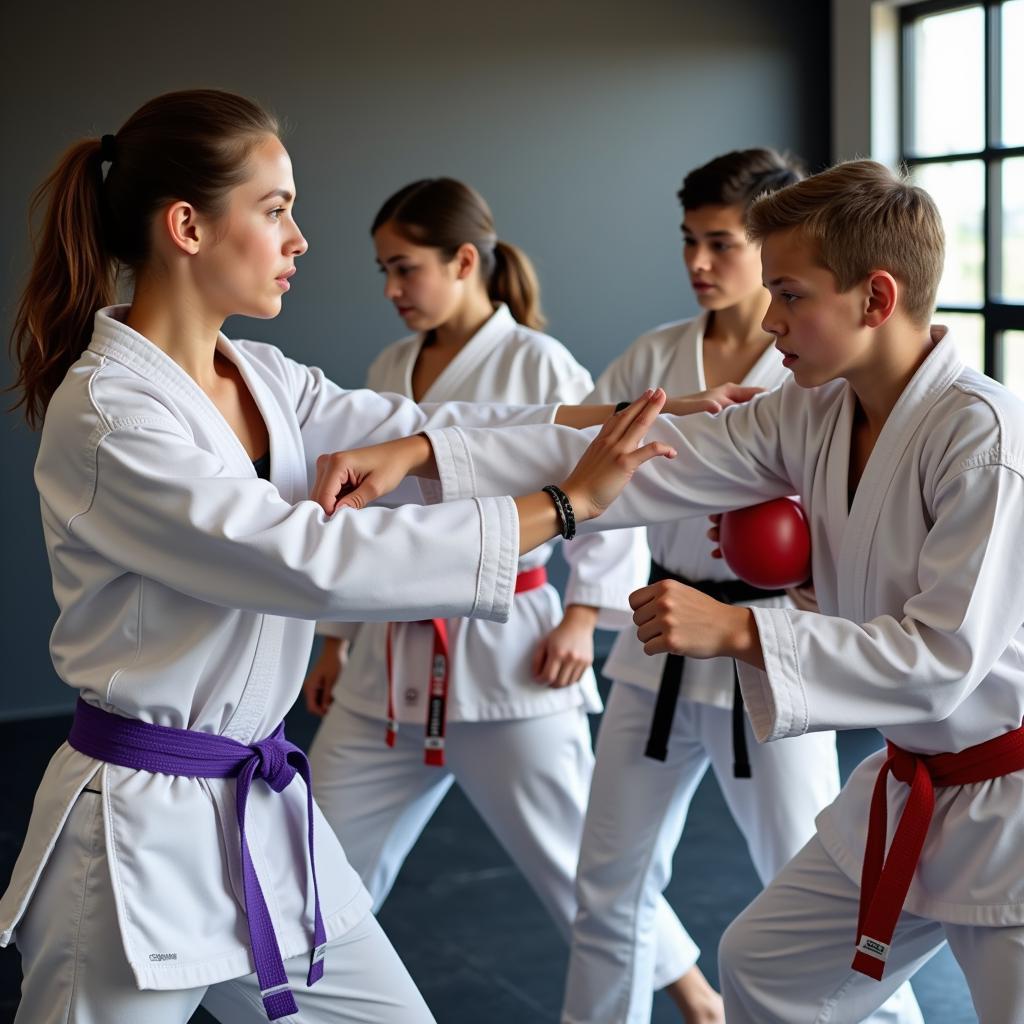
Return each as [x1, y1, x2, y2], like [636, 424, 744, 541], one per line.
[302, 177, 695, 999]
[0, 96, 688, 1024]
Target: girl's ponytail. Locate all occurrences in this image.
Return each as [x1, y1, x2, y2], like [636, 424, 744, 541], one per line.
[491, 240, 545, 330]
[11, 139, 115, 428]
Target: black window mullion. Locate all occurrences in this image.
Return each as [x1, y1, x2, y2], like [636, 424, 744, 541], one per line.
[900, 17, 915, 160]
[988, 303, 1024, 332]
[984, 3, 997, 375]
[899, 0, 983, 23]
[899, 0, 1024, 384]
[936, 304, 984, 315]
[988, 1, 1003, 146]
[904, 146, 1024, 165]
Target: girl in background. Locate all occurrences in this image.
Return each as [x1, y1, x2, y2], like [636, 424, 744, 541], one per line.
[304, 178, 700, 1015]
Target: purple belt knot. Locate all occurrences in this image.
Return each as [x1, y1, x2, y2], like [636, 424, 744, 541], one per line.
[68, 699, 327, 1021]
[250, 731, 298, 792]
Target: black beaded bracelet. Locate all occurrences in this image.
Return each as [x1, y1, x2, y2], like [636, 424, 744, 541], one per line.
[542, 484, 577, 541]
[614, 401, 631, 414]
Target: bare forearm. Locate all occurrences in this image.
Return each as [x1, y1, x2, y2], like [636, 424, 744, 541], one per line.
[554, 404, 616, 429]
[563, 603, 600, 629]
[723, 606, 766, 670]
[403, 434, 439, 479]
[514, 490, 566, 555]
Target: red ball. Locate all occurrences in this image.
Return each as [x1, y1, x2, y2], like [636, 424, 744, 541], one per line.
[719, 497, 811, 590]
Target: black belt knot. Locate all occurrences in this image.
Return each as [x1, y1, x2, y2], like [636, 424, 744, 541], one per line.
[643, 561, 784, 778]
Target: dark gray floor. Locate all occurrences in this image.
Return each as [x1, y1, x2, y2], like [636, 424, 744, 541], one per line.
[0, 695, 977, 1023]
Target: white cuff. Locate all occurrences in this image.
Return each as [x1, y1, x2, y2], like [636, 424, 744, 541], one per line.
[563, 582, 635, 631]
[740, 606, 809, 741]
[424, 426, 475, 502]
[470, 496, 520, 623]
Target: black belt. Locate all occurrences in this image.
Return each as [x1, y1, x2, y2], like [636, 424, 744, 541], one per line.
[643, 561, 784, 778]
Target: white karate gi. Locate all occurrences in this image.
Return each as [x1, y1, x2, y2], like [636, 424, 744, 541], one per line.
[424, 326, 1024, 1024]
[559, 315, 850, 1024]
[0, 306, 558, 1023]
[309, 305, 693, 991]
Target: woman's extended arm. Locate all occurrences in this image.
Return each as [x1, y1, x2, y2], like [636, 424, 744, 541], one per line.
[306, 383, 766, 515]
[310, 390, 678, 556]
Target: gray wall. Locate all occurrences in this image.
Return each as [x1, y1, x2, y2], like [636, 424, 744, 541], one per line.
[0, 0, 829, 719]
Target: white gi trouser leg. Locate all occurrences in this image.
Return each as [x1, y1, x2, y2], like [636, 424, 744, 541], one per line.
[716, 834, 1019, 1023]
[705, 702, 922, 1024]
[310, 702, 691, 985]
[309, 698, 456, 909]
[15, 787, 435, 1024]
[564, 681, 922, 1024]
[563, 682, 705, 1024]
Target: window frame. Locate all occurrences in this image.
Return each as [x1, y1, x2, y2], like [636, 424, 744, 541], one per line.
[900, 0, 1024, 379]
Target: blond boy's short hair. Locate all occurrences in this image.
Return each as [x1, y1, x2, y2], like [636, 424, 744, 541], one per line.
[747, 160, 945, 326]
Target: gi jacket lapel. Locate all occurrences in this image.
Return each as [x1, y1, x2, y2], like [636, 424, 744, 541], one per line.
[836, 329, 964, 622]
[89, 308, 294, 744]
[90, 307, 259, 480]
[673, 314, 708, 390]
[414, 304, 515, 402]
[216, 335, 307, 504]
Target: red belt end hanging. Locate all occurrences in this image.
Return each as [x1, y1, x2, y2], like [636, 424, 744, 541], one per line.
[385, 721, 398, 748]
[424, 738, 445, 767]
[852, 937, 888, 981]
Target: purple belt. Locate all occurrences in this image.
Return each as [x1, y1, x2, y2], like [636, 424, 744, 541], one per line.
[68, 698, 326, 1020]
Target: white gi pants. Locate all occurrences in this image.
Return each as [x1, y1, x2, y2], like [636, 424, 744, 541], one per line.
[15, 788, 434, 1024]
[563, 681, 923, 1024]
[308, 701, 693, 991]
[719, 834, 1024, 1023]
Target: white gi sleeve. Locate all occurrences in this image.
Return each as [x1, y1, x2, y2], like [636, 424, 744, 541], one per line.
[559, 345, 653, 628]
[586, 342, 648, 405]
[740, 464, 1024, 741]
[561, 529, 651, 630]
[281, 354, 557, 483]
[426, 384, 799, 530]
[53, 415, 520, 625]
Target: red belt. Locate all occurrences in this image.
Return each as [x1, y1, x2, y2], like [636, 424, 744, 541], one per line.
[852, 719, 1024, 980]
[384, 566, 549, 766]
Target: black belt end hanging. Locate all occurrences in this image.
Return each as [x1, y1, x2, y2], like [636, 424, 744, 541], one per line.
[731, 665, 752, 779]
[642, 562, 777, 777]
[644, 652, 682, 762]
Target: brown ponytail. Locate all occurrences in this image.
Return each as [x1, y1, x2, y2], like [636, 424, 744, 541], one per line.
[371, 178, 547, 331]
[10, 89, 278, 428]
[11, 140, 115, 428]
[491, 240, 545, 331]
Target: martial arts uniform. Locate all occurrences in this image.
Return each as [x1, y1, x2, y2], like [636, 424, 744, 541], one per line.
[0, 306, 558, 1024]
[560, 315, 847, 1024]
[422, 326, 1024, 1024]
[309, 304, 693, 990]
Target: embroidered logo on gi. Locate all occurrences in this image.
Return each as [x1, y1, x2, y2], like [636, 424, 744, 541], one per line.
[857, 937, 889, 961]
[149, 952, 178, 962]
[404, 688, 419, 705]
